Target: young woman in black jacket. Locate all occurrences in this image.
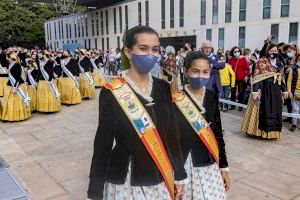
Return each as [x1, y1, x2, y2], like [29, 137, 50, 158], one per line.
[87, 26, 187, 200]
[173, 51, 230, 199]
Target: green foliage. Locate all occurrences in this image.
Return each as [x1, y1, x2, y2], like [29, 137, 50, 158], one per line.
[0, 0, 56, 48]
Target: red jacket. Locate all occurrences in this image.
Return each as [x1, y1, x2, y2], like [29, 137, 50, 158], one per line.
[228, 56, 250, 81]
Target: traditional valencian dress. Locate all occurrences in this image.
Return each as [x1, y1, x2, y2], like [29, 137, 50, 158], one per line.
[91, 57, 105, 88]
[0, 64, 8, 97]
[26, 66, 39, 112]
[57, 57, 82, 105]
[1, 61, 31, 121]
[78, 56, 96, 99]
[242, 57, 286, 139]
[87, 70, 187, 200]
[172, 85, 227, 200]
[36, 59, 61, 112]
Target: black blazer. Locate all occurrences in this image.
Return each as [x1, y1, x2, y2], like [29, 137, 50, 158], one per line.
[80, 56, 94, 72]
[174, 89, 228, 169]
[61, 58, 80, 77]
[38, 60, 55, 81]
[7, 63, 24, 87]
[88, 77, 187, 200]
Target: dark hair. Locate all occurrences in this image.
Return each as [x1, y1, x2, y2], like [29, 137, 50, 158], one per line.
[296, 54, 300, 61]
[266, 43, 277, 54]
[124, 25, 159, 49]
[185, 51, 210, 70]
[230, 46, 242, 56]
[243, 48, 251, 55]
[284, 44, 297, 52]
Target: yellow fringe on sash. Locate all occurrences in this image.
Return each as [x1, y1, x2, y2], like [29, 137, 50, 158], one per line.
[57, 77, 82, 105]
[241, 93, 281, 139]
[79, 73, 96, 99]
[37, 80, 61, 113]
[1, 84, 31, 121]
[28, 85, 37, 112]
[0, 77, 7, 97]
[92, 72, 105, 88]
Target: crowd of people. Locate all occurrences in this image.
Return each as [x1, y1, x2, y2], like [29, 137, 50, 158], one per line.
[0, 25, 299, 200]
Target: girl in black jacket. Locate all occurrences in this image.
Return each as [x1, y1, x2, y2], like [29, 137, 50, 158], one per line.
[87, 26, 187, 200]
[173, 51, 230, 200]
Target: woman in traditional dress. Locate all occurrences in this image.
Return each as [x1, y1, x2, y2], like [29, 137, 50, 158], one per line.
[0, 61, 8, 97]
[78, 49, 96, 99]
[172, 51, 230, 200]
[242, 43, 289, 139]
[57, 50, 82, 105]
[26, 58, 39, 112]
[1, 53, 31, 121]
[90, 51, 105, 88]
[87, 26, 187, 200]
[36, 51, 61, 113]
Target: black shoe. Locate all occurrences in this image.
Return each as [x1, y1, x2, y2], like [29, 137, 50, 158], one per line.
[223, 108, 228, 112]
[283, 118, 292, 123]
[290, 125, 297, 132]
[238, 107, 243, 111]
[229, 106, 235, 110]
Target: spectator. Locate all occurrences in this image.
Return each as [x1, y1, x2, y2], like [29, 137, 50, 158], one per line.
[287, 54, 300, 132]
[201, 40, 225, 96]
[228, 46, 250, 111]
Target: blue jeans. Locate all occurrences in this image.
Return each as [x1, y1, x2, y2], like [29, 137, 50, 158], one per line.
[219, 86, 231, 110]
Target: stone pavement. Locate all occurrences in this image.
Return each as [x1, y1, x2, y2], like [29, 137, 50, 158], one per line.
[0, 90, 300, 200]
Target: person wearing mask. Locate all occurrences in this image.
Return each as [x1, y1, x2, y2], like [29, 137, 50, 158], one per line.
[283, 44, 298, 123]
[36, 51, 61, 113]
[0, 48, 8, 97]
[78, 49, 96, 99]
[172, 51, 230, 200]
[1, 53, 31, 121]
[58, 50, 82, 105]
[87, 25, 187, 200]
[242, 43, 289, 139]
[26, 58, 39, 112]
[228, 46, 250, 111]
[219, 57, 236, 112]
[287, 54, 300, 132]
[201, 40, 225, 96]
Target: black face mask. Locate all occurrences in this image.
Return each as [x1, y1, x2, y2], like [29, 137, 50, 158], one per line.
[269, 53, 278, 59]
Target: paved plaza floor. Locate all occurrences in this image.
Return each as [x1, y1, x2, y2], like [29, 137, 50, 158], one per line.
[0, 90, 300, 200]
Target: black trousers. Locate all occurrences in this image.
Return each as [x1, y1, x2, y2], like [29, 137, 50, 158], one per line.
[231, 80, 247, 105]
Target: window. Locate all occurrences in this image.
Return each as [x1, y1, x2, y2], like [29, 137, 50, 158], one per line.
[107, 37, 110, 50]
[85, 15, 88, 37]
[271, 24, 279, 43]
[119, 7, 123, 33]
[78, 18, 81, 37]
[88, 39, 91, 49]
[263, 0, 271, 19]
[200, 0, 206, 25]
[102, 38, 105, 50]
[106, 10, 109, 35]
[91, 13, 95, 36]
[61, 20, 64, 39]
[281, 0, 289, 17]
[206, 29, 212, 41]
[212, 0, 218, 24]
[100, 11, 104, 35]
[161, 0, 166, 29]
[170, 0, 174, 28]
[239, 0, 246, 21]
[54, 22, 57, 40]
[138, 2, 142, 26]
[81, 17, 84, 37]
[117, 36, 120, 49]
[69, 24, 72, 38]
[84, 39, 87, 48]
[289, 22, 298, 43]
[145, 1, 149, 26]
[179, 0, 184, 27]
[238, 26, 246, 48]
[225, 0, 232, 23]
[125, 5, 129, 30]
[95, 38, 98, 49]
[218, 28, 224, 50]
[114, 8, 117, 34]
[96, 12, 99, 36]
[66, 23, 69, 39]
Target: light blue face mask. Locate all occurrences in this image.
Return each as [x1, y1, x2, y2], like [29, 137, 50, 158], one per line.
[131, 52, 158, 74]
[287, 52, 295, 59]
[187, 74, 210, 89]
[233, 52, 240, 58]
[296, 61, 300, 67]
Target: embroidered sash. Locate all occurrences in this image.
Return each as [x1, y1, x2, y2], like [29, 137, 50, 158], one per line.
[78, 61, 94, 86]
[40, 62, 60, 101]
[172, 91, 220, 165]
[0, 64, 7, 74]
[105, 78, 175, 200]
[61, 61, 79, 92]
[28, 69, 38, 90]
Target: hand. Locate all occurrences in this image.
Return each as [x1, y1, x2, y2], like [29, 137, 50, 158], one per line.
[252, 92, 259, 101]
[175, 183, 184, 199]
[12, 87, 17, 94]
[282, 91, 289, 99]
[289, 92, 293, 99]
[221, 171, 231, 191]
[244, 76, 249, 83]
[76, 77, 81, 81]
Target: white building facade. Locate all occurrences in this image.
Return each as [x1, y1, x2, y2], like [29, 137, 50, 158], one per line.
[44, 0, 300, 51]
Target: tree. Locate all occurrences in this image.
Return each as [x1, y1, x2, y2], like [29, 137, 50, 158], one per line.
[0, 0, 55, 48]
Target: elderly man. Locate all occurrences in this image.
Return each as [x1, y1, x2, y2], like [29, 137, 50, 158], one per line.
[201, 40, 225, 95]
